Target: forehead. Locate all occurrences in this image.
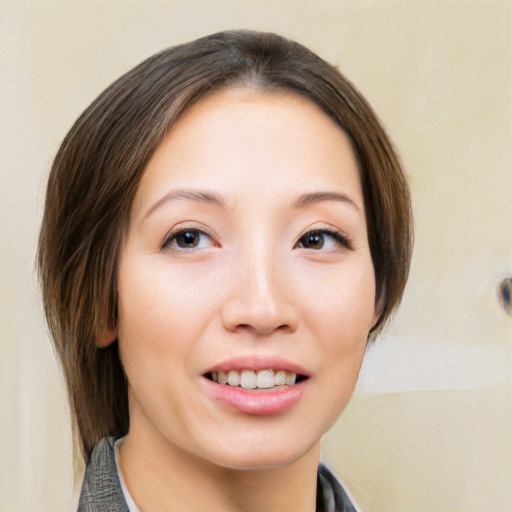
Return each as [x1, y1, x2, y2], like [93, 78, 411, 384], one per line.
[133, 88, 363, 216]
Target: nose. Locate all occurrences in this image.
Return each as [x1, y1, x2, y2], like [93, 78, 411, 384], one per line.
[220, 250, 299, 336]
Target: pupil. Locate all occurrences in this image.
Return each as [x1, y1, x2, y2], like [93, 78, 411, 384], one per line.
[305, 233, 323, 249]
[178, 231, 199, 248]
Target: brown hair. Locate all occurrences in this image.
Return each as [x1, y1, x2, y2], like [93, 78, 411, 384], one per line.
[38, 30, 413, 460]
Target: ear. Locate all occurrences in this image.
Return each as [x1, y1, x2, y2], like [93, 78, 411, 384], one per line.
[96, 327, 117, 348]
[371, 286, 386, 329]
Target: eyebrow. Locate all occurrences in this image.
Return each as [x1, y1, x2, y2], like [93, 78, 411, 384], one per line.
[143, 189, 226, 220]
[143, 188, 361, 221]
[293, 192, 361, 212]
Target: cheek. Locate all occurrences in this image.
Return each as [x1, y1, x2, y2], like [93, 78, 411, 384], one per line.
[117, 258, 178, 372]
[302, 258, 375, 402]
[302, 257, 377, 344]
[115, 258, 203, 427]
[116, 255, 221, 371]
[311, 274, 374, 425]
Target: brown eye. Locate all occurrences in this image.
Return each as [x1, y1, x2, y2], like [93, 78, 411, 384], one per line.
[176, 230, 201, 248]
[296, 229, 349, 250]
[300, 233, 325, 249]
[163, 229, 214, 250]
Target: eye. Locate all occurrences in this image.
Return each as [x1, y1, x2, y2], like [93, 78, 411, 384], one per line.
[162, 228, 215, 250]
[295, 229, 350, 251]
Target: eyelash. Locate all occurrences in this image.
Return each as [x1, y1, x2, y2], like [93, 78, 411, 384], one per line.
[161, 227, 351, 251]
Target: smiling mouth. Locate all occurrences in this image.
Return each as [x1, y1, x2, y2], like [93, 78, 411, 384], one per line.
[204, 369, 308, 390]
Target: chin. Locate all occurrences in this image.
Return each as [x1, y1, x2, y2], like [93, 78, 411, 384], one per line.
[200, 436, 320, 472]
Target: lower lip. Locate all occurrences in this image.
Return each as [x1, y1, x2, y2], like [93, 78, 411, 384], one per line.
[200, 377, 307, 416]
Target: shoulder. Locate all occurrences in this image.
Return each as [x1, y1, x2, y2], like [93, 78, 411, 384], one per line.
[318, 463, 359, 512]
[77, 437, 130, 512]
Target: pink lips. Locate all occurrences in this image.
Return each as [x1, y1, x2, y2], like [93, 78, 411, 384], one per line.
[203, 355, 310, 376]
[200, 356, 309, 416]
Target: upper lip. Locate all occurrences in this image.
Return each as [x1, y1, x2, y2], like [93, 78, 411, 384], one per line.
[203, 355, 311, 377]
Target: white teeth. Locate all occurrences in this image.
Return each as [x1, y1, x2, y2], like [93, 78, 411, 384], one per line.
[211, 369, 299, 389]
[227, 369, 241, 387]
[240, 370, 257, 389]
[285, 371, 296, 386]
[274, 370, 286, 386]
[256, 369, 274, 389]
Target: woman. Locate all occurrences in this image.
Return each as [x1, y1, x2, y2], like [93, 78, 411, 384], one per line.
[38, 30, 413, 512]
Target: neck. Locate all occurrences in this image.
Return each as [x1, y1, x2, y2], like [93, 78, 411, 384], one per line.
[119, 427, 321, 512]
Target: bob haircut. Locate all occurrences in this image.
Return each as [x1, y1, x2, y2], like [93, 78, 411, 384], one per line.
[38, 30, 413, 460]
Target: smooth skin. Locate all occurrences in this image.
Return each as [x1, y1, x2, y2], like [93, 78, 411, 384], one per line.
[105, 88, 379, 511]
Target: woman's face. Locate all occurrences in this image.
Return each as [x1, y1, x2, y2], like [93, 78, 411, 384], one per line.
[116, 89, 378, 470]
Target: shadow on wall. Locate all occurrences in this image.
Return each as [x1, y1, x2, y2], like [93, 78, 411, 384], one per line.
[323, 336, 512, 512]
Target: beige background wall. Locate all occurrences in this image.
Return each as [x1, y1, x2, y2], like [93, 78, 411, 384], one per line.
[1, 1, 510, 511]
